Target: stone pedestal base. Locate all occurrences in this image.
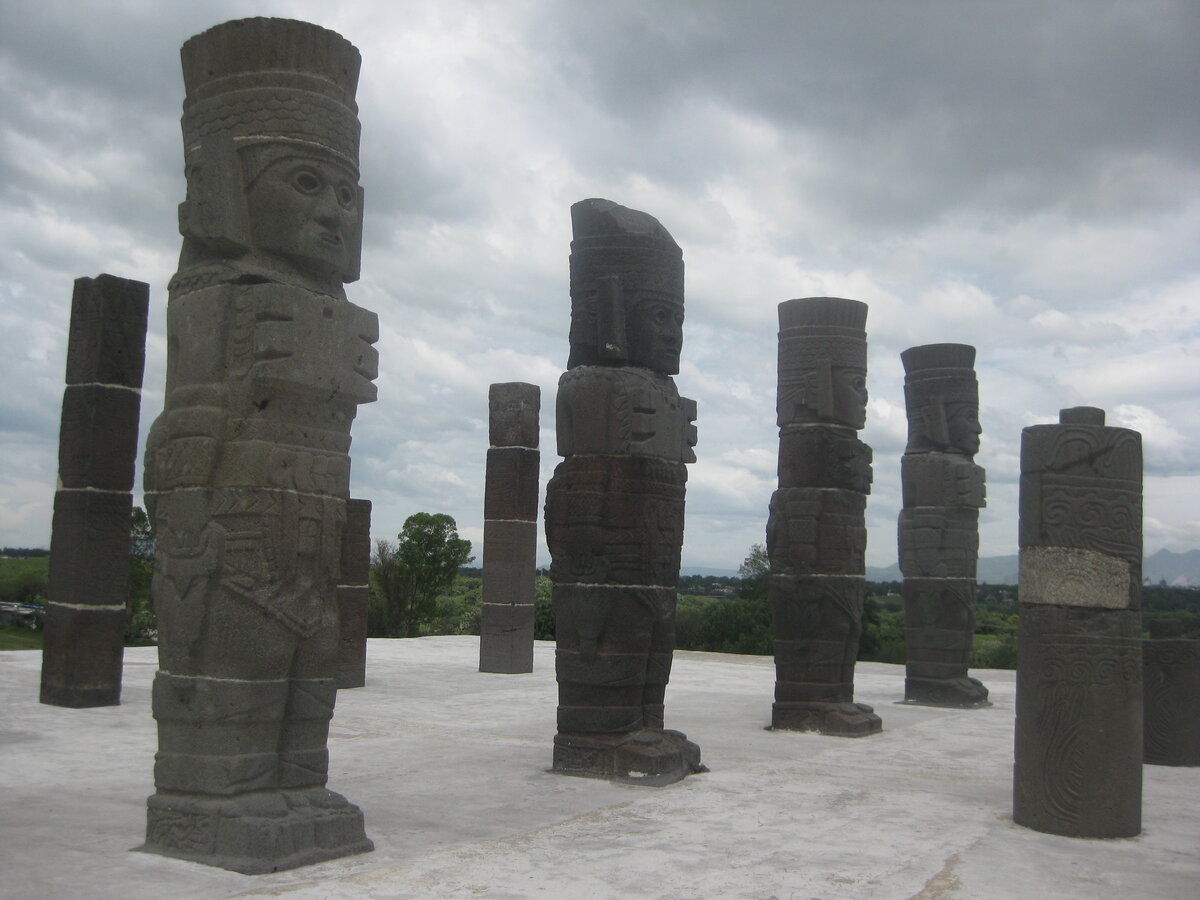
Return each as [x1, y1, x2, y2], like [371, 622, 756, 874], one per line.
[142, 788, 373, 874]
[552, 729, 705, 786]
[771, 701, 882, 737]
[902, 675, 991, 708]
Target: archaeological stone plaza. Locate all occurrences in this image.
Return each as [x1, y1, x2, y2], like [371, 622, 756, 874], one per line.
[11, 13, 1198, 893]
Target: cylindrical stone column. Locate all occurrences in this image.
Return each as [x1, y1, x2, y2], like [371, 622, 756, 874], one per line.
[1143, 619, 1200, 766]
[336, 498, 371, 689]
[40, 274, 149, 708]
[898, 344, 990, 707]
[1014, 406, 1143, 838]
[479, 382, 541, 674]
[768, 297, 880, 737]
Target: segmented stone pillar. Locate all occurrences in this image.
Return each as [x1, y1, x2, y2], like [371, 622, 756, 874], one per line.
[768, 297, 880, 737]
[1014, 406, 1142, 838]
[336, 498, 371, 689]
[898, 344, 989, 707]
[545, 198, 703, 784]
[141, 18, 376, 872]
[1143, 619, 1200, 766]
[40, 274, 149, 708]
[479, 382, 540, 674]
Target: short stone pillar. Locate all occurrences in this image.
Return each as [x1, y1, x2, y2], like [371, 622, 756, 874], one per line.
[40, 274, 149, 708]
[545, 198, 703, 784]
[768, 297, 881, 737]
[479, 382, 541, 674]
[1013, 406, 1143, 838]
[141, 18, 376, 872]
[1143, 619, 1200, 766]
[898, 344, 989, 707]
[336, 498, 371, 689]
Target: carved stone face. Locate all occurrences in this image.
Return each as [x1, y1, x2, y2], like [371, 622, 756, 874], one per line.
[832, 365, 868, 429]
[945, 401, 981, 455]
[626, 294, 684, 375]
[244, 154, 362, 284]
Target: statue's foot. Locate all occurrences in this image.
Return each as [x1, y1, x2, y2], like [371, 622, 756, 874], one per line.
[903, 675, 991, 708]
[142, 788, 372, 874]
[553, 728, 706, 786]
[771, 700, 883, 737]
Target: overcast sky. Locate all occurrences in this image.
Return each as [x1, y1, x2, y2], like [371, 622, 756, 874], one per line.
[1, 0, 1197, 570]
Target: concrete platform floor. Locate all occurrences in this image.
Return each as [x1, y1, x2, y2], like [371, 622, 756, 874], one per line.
[2, 636, 1197, 899]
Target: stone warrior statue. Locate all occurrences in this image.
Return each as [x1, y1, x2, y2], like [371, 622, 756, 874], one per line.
[141, 18, 376, 873]
[544, 198, 704, 784]
[898, 344, 989, 707]
[768, 298, 881, 736]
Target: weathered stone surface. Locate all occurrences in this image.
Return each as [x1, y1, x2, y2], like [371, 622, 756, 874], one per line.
[898, 344, 988, 708]
[768, 298, 879, 736]
[1013, 408, 1143, 838]
[336, 498, 371, 689]
[1013, 605, 1143, 836]
[40, 274, 148, 709]
[546, 199, 702, 782]
[1143, 621, 1200, 766]
[481, 520, 538, 607]
[483, 447, 541, 522]
[141, 18, 374, 872]
[489, 382, 540, 449]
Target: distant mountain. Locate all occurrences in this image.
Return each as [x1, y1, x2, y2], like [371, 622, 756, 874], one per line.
[680, 566, 740, 578]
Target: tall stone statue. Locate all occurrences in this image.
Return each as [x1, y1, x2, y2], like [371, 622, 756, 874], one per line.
[1143, 619, 1200, 766]
[544, 198, 703, 784]
[768, 298, 880, 736]
[479, 382, 541, 674]
[141, 18, 376, 872]
[1013, 407, 1142, 838]
[897, 344, 989, 707]
[40, 274, 149, 708]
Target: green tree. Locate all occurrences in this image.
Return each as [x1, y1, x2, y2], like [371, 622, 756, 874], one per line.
[126, 506, 156, 643]
[369, 513, 474, 637]
[737, 542, 770, 601]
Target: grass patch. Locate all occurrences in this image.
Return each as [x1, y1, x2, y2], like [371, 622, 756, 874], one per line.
[0, 625, 43, 651]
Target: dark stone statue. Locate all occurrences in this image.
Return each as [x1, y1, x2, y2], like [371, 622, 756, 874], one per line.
[479, 382, 541, 674]
[40, 274, 149, 708]
[898, 344, 989, 707]
[768, 298, 881, 737]
[336, 498, 371, 689]
[1013, 406, 1142, 838]
[544, 198, 704, 784]
[1143, 619, 1200, 766]
[141, 18, 376, 872]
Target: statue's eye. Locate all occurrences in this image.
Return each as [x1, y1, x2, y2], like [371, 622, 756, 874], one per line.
[336, 184, 356, 208]
[293, 170, 322, 193]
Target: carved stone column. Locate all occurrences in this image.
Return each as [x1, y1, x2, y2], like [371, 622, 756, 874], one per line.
[141, 18, 376, 872]
[1014, 406, 1142, 838]
[336, 498, 371, 689]
[545, 198, 703, 784]
[898, 344, 989, 707]
[1143, 619, 1200, 766]
[40, 274, 149, 708]
[768, 298, 881, 737]
[479, 382, 541, 674]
